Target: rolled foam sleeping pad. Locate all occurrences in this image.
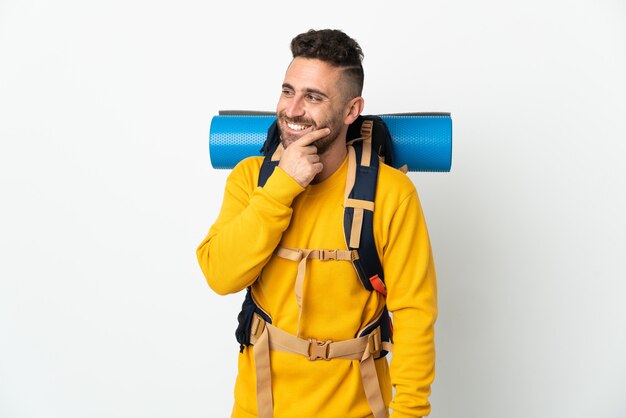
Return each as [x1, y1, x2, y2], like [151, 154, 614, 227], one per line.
[209, 111, 452, 172]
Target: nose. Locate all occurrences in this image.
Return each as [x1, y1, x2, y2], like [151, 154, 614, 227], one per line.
[283, 95, 305, 118]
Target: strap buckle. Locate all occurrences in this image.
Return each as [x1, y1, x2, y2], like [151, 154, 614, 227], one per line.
[367, 328, 382, 354]
[307, 338, 332, 361]
[250, 313, 266, 341]
[319, 249, 337, 261]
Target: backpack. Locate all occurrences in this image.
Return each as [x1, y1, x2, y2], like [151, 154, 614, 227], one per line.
[236, 115, 395, 356]
[232, 115, 413, 418]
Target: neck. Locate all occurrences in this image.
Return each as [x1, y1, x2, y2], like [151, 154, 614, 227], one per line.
[311, 136, 348, 184]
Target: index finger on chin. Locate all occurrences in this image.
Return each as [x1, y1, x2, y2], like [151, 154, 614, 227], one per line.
[295, 128, 331, 146]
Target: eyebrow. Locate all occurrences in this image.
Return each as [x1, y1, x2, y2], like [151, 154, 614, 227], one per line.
[282, 83, 330, 99]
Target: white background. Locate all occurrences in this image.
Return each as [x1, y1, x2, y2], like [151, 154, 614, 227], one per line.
[1, 1, 625, 417]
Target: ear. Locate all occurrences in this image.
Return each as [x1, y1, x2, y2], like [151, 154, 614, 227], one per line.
[344, 96, 365, 125]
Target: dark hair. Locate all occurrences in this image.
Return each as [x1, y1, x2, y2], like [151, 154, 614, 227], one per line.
[290, 29, 364, 98]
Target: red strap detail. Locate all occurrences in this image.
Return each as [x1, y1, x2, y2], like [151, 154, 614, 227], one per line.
[369, 275, 387, 296]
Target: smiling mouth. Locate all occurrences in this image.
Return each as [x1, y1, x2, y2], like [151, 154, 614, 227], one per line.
[286, 122, 310, 131]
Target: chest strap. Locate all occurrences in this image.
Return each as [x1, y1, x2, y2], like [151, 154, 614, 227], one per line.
[274, 246, 358, 337]
[249, 312, 392, 418]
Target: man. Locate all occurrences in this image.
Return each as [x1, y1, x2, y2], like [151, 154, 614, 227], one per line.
[197, 29, 437, 418]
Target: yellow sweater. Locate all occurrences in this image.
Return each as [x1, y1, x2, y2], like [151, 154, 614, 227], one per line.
[197, 154, 437, 418]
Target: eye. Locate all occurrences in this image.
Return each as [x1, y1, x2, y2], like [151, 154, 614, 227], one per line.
[306, 93, 322, 103]
[281, 88, 294, 97]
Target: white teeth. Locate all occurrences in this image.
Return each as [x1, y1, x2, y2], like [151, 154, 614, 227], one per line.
[287, 123, 307, 131]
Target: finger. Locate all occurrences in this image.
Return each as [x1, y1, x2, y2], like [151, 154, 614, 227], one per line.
[294, 127, 331, 147]
[307, 153, 321, 163]
[312, 162, 323, 174]
[300, 144, 320, 155]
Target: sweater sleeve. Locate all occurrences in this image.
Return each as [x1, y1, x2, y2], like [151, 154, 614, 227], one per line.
[384, 190, 438, 418]
[196, 159, 304, 295]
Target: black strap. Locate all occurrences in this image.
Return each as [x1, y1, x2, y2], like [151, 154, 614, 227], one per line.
[344, 140, 384, 292]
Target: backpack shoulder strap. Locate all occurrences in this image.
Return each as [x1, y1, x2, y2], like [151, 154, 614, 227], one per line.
[258, 121, 282, 187]
[344, 120, 387, 296]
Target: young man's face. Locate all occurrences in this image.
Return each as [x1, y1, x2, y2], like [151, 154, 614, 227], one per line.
[276, 57, 351, 154]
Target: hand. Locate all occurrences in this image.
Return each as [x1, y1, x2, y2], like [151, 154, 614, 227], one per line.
[278, 128, 330, 187]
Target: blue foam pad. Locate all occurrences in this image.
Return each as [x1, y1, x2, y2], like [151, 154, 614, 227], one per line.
[209, 112, 452, 172]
